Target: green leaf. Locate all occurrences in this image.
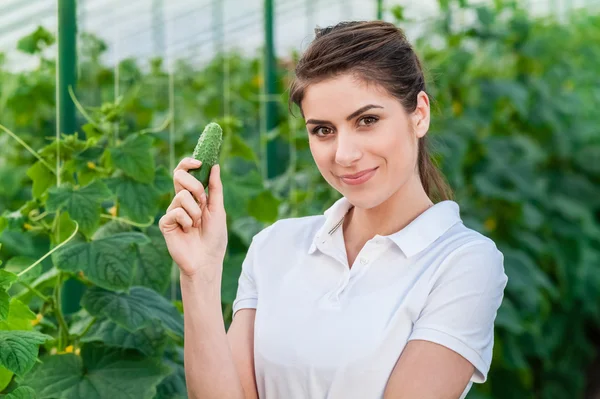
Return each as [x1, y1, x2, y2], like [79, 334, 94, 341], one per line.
[81, 286, 184, 338]
[17, 27, 55, 54]
[154, 166, 173, 195]
[247, 190, 281, 223]
[80, 318, 168, 357]
[0, 331, 52, 376]
[3, 386, 37, 399]
[0, 291, 9, 322]
[46, 180, 112, 237]
[109, 134, 155, 183]
[0, 366, 14, 392]
[91, 220, 131, 240]
[230, 133, 257, 162]
[0, 299, 36, 331]
[0, 270, 18, 290]
[133, 226, 172, 293]
[106, 176, 159, 223]
[26, 161, 54, 200]
[52, 232, 150, 291]
[18, 344, 171, 399]
[154, 358, 187, 399]
[4, 257, 41, 284]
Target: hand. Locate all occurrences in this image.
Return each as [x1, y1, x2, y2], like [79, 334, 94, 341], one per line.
[159, 157, 228, 280]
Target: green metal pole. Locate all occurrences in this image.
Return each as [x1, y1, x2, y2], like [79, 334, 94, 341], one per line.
[264, 0, 286, 179]
[58, 0, 85, 315]
[213, 0, 225, 117]
[377, 0, 384, 20]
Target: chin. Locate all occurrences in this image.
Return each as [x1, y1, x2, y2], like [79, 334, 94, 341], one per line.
[341, 189, 387, 210]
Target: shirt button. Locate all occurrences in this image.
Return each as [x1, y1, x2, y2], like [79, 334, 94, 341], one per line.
[360, 257, 369, 265]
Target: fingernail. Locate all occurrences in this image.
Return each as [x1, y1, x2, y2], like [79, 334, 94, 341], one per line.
[192, 159, 201, 165]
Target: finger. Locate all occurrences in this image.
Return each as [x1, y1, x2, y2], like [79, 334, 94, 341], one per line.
[173, 158, 202, 192]
[173, 157, 202, 175]
[167, 190, 202, 227]
[160, 207, 193, 233]
[207, 164, 224, 212]
[173, 169, 208, 207]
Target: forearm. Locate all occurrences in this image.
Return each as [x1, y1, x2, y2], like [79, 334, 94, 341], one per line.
[180, 270, 245, 399]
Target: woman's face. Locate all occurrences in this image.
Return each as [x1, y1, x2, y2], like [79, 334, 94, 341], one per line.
[302, 73, 430, 209]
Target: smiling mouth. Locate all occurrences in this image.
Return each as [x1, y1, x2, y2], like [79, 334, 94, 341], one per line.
[339, 167, 378, 179]
[338, 167, 379, 186]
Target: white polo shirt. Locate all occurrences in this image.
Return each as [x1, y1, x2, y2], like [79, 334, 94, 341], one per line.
[232, 196, 508, 399]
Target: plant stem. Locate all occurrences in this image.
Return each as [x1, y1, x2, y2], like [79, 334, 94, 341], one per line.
[99, 214, 154, 228]
[22, 282, 50, 303]
[17, 221, 79, 278]
[0, 123, 56, 174]
[54, 272, 70, 351]
[77, 316, 97, 339]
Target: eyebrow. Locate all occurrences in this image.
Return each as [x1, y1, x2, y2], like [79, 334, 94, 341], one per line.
[305, 104, 384, 125]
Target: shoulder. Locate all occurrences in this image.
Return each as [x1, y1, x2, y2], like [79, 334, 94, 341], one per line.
[433, 223, 507, 287]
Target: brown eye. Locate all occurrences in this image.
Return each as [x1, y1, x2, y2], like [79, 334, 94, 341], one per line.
[359, 116, 378, 126]
[312, 126, 333, 136]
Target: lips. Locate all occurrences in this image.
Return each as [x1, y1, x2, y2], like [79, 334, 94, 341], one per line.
[340, 167, 377, 179]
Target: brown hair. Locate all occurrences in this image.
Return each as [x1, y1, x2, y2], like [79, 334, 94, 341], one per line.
[288, 20, 453, 203]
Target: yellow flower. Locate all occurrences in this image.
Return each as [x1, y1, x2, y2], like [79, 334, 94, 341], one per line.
[452, 101, 463, 116]
[23, 223, 33, 230]
[109, 206, 117, 217]
[75, 348, 81, 356]
[64, 345, 74, 353]
[31, 313, 43, 326]
[87, 161, 96, 170]
[484, 217, 497, 232]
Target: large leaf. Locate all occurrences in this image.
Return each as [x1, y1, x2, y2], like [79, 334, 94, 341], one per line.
[18, 344, 171, 399]
[154, 359, 187, 399]
[106, 176, 159, 224]
[0, 331, 52, 376]
[81, 286, 183, 337]
[109, 134, 155, 184]
[46, 180, 112, 237]
[81, 318, 168, 357]
[0, 299, 36, 331]
[52, 232, 150, 291]
[26, 161, 54, 199]
[134, 226, 172, 293]
[3, 386, 37, 399]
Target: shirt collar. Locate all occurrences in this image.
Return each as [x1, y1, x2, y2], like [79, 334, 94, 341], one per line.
[308, 196, 462, 258]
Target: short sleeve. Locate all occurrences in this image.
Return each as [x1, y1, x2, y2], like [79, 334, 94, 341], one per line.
[407, 241, 508, 383]
[232, 236, 259, 318]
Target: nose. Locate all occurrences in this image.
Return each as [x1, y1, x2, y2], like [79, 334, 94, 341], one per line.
[334, 131, 362, 167]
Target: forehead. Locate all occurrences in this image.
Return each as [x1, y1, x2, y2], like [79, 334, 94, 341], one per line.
[302, 74, 397, 117]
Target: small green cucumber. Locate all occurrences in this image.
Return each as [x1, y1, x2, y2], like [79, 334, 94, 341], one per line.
[190, 122, 223, 189]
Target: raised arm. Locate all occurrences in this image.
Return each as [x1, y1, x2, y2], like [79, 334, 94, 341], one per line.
[159, 158, 257, 399]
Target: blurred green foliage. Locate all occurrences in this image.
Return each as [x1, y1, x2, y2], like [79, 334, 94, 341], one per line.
[0, 0, 598, 398]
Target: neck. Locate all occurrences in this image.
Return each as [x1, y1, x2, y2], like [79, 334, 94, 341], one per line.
[343, 173, 434, 243]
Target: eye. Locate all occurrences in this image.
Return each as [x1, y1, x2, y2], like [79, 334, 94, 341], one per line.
[358, 116, 379, 126]
[311, 126, 333, 136]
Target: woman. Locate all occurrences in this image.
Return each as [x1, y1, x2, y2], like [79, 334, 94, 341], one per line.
[159, 20, 508, 399]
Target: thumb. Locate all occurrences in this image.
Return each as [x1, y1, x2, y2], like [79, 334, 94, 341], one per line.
[207, 164, 225, 213]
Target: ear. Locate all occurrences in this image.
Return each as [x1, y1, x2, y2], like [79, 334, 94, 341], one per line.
[411, 91, 430, 139]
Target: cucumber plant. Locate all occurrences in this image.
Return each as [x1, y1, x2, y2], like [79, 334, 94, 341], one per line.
[0, 94, 188, 398]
